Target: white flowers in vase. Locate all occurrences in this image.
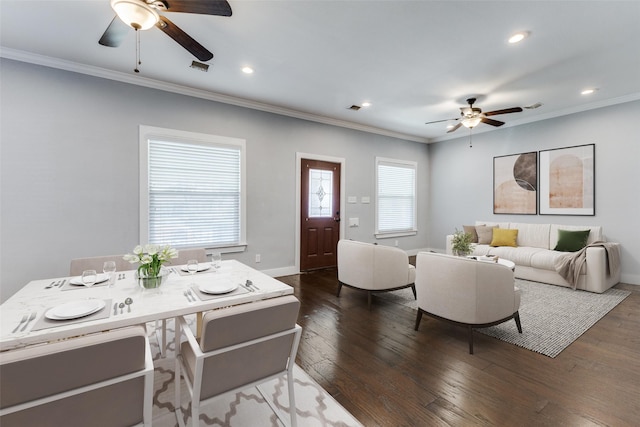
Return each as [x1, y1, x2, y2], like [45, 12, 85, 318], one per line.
[123, 244, 178, 278]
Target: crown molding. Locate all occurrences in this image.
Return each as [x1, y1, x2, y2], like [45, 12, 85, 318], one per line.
[0, 48, 428, 143]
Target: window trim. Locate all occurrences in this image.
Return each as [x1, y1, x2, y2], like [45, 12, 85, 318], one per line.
[139, 125, 247, 252]
[375, 157, 418, 239]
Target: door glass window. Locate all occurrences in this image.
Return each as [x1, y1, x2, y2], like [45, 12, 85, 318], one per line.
[309, 168, 333, 217]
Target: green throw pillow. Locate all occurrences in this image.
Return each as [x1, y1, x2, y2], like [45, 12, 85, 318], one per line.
[554, 229, 590, 252]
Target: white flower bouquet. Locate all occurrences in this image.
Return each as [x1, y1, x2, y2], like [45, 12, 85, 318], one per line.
[123, 244, 178, 278]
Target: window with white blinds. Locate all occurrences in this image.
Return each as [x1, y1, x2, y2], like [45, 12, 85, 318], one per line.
[139, 126, 246, 250]
[375, 157, 417, 238]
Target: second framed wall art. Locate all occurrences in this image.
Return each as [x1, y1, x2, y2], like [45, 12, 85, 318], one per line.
[539, 144, 595, 216]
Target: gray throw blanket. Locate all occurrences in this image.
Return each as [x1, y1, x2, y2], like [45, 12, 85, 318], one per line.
[555, 241, 621, 290]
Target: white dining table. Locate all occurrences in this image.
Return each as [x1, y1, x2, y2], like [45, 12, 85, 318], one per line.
[0, 260, 293, 352]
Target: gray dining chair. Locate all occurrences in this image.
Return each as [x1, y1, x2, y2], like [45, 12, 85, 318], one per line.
[69, 254, 131, 276]
[0, 325, 153, 427]
[69, 248, 208, 276]
[174, 295, 302, 427]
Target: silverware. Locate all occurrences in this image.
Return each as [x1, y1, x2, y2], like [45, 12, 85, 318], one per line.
[188, 289, 198, 301]
[246, 280, 259, 291]
[58, 279, 66, 287]
[12, 314, 28, 333]
[183, 290, 192, 302]
[45, 281, 56, 289]
[119, 302, 125, 314]
[241, 282, 254, 292]
[125, 298, 133, 312]
[113, 302, 118, 315]
[20, 312, 37, 332]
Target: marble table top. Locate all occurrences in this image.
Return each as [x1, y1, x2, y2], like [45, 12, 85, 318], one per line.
[0, 260, 293, 351]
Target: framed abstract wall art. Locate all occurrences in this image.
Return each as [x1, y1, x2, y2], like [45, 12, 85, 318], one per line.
[539, 144, 595, 215]
[493, 151, 537, 214]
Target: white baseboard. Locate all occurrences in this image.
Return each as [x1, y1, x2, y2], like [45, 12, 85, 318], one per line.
[261, 266, 299, 278]
[620, 274, 640, 286]
[407, 247, 444, 256]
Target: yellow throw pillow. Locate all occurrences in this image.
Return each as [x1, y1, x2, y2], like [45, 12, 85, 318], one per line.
[490, 228, 518, 247]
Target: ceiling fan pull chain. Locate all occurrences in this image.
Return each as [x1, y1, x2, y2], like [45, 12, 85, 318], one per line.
[134, 28, 141, 73]
[469, 128, 473, 148]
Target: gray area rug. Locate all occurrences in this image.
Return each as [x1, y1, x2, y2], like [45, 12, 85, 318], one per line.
[379, 279, 630, 358]
[149, 317, 362, 426]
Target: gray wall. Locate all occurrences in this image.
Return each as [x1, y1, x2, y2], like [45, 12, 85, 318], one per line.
[427, 99, 640, 285]
[2, 58, 638, 302]
[0, 59, 430, 302]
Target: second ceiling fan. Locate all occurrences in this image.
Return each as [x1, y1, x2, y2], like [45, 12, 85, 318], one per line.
[99, 0, 232, 62]
[426, 97, 523, 133]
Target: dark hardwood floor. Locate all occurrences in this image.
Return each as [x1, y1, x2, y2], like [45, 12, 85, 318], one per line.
[277, 266, 640, 426]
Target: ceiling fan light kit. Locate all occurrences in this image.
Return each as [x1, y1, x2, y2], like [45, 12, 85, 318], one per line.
[461, 116, 482, 129]
[111, 0, 159, 30]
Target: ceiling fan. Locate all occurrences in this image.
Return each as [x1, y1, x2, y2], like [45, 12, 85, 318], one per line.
[425, 97, 523, 133]
[99, 0, 232, 62]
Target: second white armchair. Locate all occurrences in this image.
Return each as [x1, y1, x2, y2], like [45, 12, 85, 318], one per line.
[337, 239, 416, 310]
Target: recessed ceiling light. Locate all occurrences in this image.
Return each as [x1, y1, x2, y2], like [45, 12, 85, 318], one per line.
[242, 66, 254, 74]
[508, 31, 530, 44]
[361, 102, 371, 107]
[581, 88, 598, 95]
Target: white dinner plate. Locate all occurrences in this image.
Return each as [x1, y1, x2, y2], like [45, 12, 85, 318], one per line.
[198, 282, 238, 295]
[181, 264, 211, 273]
[46, 299, 106, 320]
[69, 273, 109, 286]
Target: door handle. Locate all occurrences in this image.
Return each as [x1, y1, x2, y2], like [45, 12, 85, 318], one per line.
[334, 211, 340, 222]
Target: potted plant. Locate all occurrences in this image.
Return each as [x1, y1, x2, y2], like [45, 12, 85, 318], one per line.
[124, 244, 178, 289]
[451, 228, 473, 256]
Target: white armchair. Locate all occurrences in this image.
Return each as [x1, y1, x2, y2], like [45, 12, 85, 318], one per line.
[414, 252, 522, 354]
[337, 240, 416, 309]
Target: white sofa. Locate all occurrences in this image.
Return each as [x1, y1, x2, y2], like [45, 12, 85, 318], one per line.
[337, 239, 416, 309]
[446, 221, 621, 293]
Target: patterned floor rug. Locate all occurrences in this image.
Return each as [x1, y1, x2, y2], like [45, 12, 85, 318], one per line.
[149, 318, 362, 427]
[378, 279, 630, 358]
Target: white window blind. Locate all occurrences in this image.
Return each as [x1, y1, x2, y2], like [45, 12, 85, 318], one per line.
[375, 157, 417, 237]
[140, 126, 246, 249]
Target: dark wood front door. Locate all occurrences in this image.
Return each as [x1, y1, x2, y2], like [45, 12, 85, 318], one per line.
[300, 159, 341, 271]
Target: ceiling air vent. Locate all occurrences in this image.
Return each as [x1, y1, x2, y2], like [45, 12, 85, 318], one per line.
[348, 105, 361, 111]
[190, 61, 209, 72]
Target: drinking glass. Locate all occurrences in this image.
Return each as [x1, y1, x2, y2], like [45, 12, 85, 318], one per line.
[82, 269, 98, 287]
[103, 261, 116, 287]
[211, 252, 222, 271]
[187, 259, 198, 283]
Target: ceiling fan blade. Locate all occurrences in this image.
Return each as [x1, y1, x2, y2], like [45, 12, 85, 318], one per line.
[425, 118, 458, 125]
[156, 16, 214, 62]
[98, 16, 131, 47]
[484, 107, 523, 116]
[447, 122, 463, 133]
[481, 117, 505, 127]
[164, 0, 232, 16]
